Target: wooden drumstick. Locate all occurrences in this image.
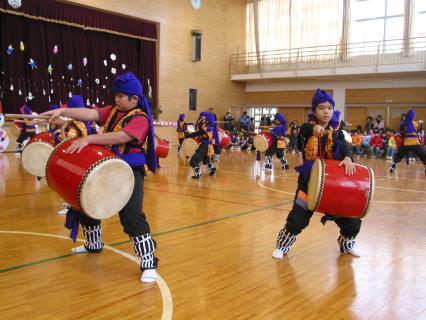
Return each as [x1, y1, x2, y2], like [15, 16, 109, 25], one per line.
[5, 113, 50, 120]
[7, 119, 37, 124]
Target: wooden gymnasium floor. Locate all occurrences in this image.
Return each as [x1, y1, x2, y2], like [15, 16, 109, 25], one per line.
[1, 148, 425, 320]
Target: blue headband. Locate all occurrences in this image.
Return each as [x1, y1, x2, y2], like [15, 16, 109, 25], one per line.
[68, 95, 84, 108]
[311, 88, 335, 111]
[178, 113, 185, 121]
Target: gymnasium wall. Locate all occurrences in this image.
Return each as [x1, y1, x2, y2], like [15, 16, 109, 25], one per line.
[67, 0, 247, 124]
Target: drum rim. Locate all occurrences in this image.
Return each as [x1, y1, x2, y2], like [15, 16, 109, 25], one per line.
[360, 167, 375, 218]
[182, 138, 199, 157]
[78, 156, 124, 218]
[307, 158, 325, 212]
[253, 135, 268, 152]
[22, 141, 55, 177]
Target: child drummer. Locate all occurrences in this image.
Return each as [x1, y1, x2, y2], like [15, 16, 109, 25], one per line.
[272, 89, 361, 259]
[263, 113, 289, 171]
[41, 72, 159, 283]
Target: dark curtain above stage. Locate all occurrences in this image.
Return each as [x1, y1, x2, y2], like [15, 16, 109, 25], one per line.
[0, 6, 157, 113]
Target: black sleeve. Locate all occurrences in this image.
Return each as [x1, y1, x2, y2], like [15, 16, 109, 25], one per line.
[186, 130, 204, 138]
[300, 123, 314, 139]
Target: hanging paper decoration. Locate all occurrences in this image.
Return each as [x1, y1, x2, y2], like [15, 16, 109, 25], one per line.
[48, 96, 51, 103]
[67, 64, 73, 71]
[53, 45, 59, 54]
[95, 78, 100, 84]
[47, 64, 53, 75]
[61, 75, 65, 79]
[68, 92, 72, 98]
[86, 99, 90, 106]
[102, 85, 106, 89]
[77, 79, 83, 87]
[27, 92, 34, 101]
[28, 58, 38, 70]
[8, 0, 22, 9]
[103, 60, 108, 66]
[18, 79, 22, 95]
[147, 78, 152, 100]
[111, 67, 116, 75]
[6, 45, 14, 55]
[96, 97, 99, 103]
[9, 79, 14, 91]
[105, 76, 108, 80]
[83, 57, 88, 66]
[110, 53, 117, 61]
[19, 41, 25, 51]
[122, 64, 126, 70]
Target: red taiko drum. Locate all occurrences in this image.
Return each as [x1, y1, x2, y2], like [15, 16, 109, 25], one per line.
[46, 139, 134, 219]
[218, 129, 231, 148]
[22, 132, 56, 177]
[253, 131, 273, 152]
[155, 138, 170, 158]
[307, 159, 375, 218]
[394, 133, 403, 148]
[181, 137, 201, 158]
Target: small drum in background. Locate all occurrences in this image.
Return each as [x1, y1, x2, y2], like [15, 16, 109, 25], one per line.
[10, 122, 23, 138]
[181, 137, 200, 158]
[155, 137, 171, 158]
[22, 132, 56, 177]
[307, 158, 375, 218]
[394, 133, 403, 148]
[218, 129, 231, 148]
[46, 139, 134, 220]
[253, 131, 273, 152]
[0, 128, 9, 153]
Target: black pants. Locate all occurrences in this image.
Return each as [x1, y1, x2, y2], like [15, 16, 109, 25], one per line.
[16, 130, 36, 144]
[393, 145, 426, 165]
[190, 144, 211, 167]
[213, 145, 221, 155]
[178, 138, 184, 146]
[265, 144, 285, 159]
[285, 184, 361, 238]
[79, 169, 151, 237]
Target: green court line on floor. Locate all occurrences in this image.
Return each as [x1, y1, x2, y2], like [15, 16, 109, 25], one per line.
[0, 253, 73, 273]
[0, 200, 291, 274]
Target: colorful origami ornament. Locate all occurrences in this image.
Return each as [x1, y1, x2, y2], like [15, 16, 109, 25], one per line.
[47, 64, 53, 75]
[19, 41, 24, 51]
[6, 45, 13, 55]
[28, 58, 38, 70]
[53, 45, 59, 54]
[83, 57, 88, 66]
[67, 64, 73, 71]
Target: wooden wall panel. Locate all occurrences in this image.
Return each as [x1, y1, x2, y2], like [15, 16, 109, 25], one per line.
[346, 87, 426, 104]
[246, 90, 333, 105]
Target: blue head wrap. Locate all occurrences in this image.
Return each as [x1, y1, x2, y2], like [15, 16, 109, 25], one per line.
[20, 104, 32, 115]
[272, 113, 287, 136]
[312, 88, 335, 111]
[330, 110, 341, 129]
[205, 112, 220, 144]
[113, 72, 157, 173]
[67, 95, 84, 108]
[49, 104, 59, 110]
[178, 113, 185, 121]
[405, 109, 416, 133]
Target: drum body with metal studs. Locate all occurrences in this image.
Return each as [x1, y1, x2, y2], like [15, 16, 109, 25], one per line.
[307, 158, 375, 218]
[46, 138, 134, 219]
[218, 129, 231, 148]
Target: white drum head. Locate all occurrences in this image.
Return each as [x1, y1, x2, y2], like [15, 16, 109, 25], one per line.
[253, 135, 268, 152]
[22, 142, 55, 177]
[181, 138, 199, 158]
[10, 124, 21, 137]
[307, 159, 324, 212]
[80, 158, 134, 219]
[186, 124, 195, 133]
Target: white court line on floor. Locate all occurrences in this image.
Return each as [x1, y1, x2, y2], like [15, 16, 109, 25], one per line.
[0, 230, 173, 320]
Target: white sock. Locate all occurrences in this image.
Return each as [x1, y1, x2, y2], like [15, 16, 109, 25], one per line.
[141, 269, 157, 283]
[71, 245, 88, 253]
[272, 248, 285, 259]
[340, 248, 361, 258]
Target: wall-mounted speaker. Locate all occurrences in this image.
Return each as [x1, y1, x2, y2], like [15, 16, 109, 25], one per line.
[189, 88, 197, 111]
[191, 30, 202, 62]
